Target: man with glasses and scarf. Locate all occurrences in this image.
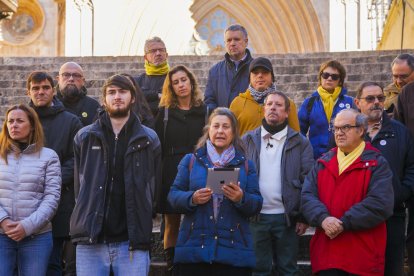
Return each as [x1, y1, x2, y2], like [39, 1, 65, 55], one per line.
[56, 62, 100, 126]
[354, 81, 414, 276]
[383, 54, 414, 116]
[302, 108, 394, 276]
[135, 36, 169, 117]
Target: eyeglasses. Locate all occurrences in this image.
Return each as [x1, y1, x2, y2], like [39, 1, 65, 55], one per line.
[358, 95, 386, 103]
[331, 124, 359, 134]
[146, 48, 166, 54]
[321, 72, 340, 81]
[61, 72, 83, 80]
[392, 72, 413, 80]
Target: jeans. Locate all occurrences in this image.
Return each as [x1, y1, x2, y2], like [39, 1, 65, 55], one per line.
[250, 213, 298, 276]
[76, 241, 150, 276]
[0, 231, 53, 276]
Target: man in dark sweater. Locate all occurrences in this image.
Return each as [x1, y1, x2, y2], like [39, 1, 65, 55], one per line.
[26, 71, 83, 276]
[56, 62, 100, 126]
[135, 37, 169, 117]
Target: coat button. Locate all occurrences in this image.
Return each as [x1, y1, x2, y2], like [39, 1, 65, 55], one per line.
[209, 216, 213, 220]
[147, 141, 150, 144]
[99, 186, 103, 189]
[214, 236, 218, 240]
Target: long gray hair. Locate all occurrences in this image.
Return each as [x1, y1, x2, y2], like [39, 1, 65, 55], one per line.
[195, 107, 245, 154]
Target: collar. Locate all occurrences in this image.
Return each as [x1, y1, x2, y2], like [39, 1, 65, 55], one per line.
[261, 125, 287, 141]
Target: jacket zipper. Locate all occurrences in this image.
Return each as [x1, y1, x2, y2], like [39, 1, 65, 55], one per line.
[102, 134, 118, 243]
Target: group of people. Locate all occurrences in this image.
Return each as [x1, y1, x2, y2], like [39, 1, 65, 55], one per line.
[0, 23, 413, 276]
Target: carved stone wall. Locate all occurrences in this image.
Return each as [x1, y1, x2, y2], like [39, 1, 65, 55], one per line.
[0, 0, 59, 56]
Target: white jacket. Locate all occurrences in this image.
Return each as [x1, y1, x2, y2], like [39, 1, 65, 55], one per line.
[0, 144, 61, 236]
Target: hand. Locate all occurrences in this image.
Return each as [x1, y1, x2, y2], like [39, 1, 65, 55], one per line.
[321, 216, 343, 239]
[0, 218, 14, 232]
[192, 188, 212, 205]
[222, 182, 243, 203]
[5, 221, 26, 241]
[296, 222, 309, 236]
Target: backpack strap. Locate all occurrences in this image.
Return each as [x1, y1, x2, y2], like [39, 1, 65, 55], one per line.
[306, 96, 317, 118]
[205, 105, 210, 124]
[163, 107, 169, 142]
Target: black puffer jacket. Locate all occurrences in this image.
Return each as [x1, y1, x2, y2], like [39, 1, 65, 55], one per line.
[70, 112, 162, 250]
[30, 97, 83, 237]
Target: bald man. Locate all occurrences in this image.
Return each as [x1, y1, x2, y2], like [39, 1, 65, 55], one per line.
[56, 62, 100, 126]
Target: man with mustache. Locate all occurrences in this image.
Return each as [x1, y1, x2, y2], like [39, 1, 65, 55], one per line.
[242, 91, 314, 275]
[355, 81, 414, 276]
[56, 62, 100, 126]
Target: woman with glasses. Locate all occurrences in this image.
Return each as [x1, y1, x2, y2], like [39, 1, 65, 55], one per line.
[298, 60, 355, 159]
[0, 104, 61, 275]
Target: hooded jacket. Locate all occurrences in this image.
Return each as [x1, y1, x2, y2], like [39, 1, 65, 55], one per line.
[30, 97, 83, 237]
[301, 143, 394, 275]
[70, 111, 161, 250]
[168, 147, 262, 267]
[204, 49, 253, 109]
[230, 89, 300, 136]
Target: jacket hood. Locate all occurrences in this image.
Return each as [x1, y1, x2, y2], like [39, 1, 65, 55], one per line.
[30, 97, 66, 118]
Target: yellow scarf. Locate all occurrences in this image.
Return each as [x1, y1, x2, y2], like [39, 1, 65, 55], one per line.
[317, 86, 342, 122]
[144, 60, 170, 75]
[337, 141, 365, 175]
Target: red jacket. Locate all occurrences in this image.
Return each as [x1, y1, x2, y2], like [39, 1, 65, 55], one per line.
[301, 143, 394, 275]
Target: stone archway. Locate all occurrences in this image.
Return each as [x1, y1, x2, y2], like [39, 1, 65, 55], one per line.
[191, 0, 327, 54]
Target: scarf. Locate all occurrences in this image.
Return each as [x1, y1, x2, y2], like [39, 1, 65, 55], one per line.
[337, 141, 365, 175]
[262, 118, 288, 135]
[144, 60, 170, 76]
[317, 86, 342, 122]
[206, 139, 235, 168]
[249, 83, 276, 104]
[206, 139, 236, 222]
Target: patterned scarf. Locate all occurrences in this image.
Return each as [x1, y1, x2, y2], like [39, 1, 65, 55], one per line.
[206, 139, 236, 222]
[249, 83, 277, 104]
[144, 60, 170, 76]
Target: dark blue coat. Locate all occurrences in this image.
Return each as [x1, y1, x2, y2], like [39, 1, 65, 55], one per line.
[204, 49, 253, 109]
[365, 113, 414, 213]
[168, 146, 262, 268]
[298, 88, 355, 159]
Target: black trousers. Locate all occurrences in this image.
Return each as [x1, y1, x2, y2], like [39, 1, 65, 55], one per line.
[318, 269, 358, 276]
[176, 262, 251, 276]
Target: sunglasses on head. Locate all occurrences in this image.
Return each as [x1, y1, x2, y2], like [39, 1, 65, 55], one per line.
[321, 72, 340, 81]
[358, 95, 386, 103]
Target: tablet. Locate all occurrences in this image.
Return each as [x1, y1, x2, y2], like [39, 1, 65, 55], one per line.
[206, 168, 240, 195]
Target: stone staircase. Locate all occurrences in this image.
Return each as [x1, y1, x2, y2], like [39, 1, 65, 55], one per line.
[0, 49, 412, 119]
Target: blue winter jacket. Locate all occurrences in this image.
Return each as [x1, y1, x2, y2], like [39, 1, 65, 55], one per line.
[298, 88, 355, 159]
[204, 49, 253, 109]
[168, 146, 262, 268]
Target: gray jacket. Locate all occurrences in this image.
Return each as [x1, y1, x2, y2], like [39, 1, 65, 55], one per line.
[242, 126, 314, 224]
[0, 145, 61, 236]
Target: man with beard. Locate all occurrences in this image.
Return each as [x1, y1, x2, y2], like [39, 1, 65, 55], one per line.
[242, 91, 314, 275]
[70, 74, 161, 275]
[25, 71, 83, 276]
[355, 82, 414, 275]
[56, 62, 100, 126]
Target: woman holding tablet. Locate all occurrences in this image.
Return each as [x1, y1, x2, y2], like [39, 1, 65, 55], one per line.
[168, 107, 262, 276]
